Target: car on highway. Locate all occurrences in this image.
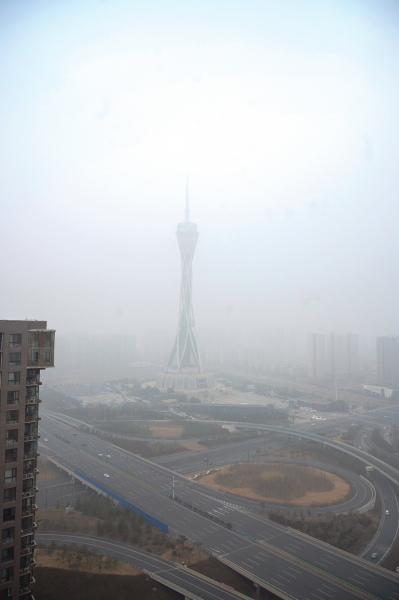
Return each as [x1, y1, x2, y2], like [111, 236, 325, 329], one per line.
[385, 510, 390, 515]
[106, 455, 111, 458]
[44, 438, 48, 442]
[98, 453, 103, 457]
[103, 473, 109, 478]
[371, 552, 379, 559]
[396, 566, 399, 573]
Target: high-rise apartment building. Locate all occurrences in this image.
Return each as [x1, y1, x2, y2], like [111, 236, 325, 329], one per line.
[0, 320, 55, 600]
[326, 333, 359, 379]
[377, 336, 399, 387]
[307, 334, 326, 380]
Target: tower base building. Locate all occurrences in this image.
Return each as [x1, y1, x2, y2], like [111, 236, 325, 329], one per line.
[156, 371, 215, 392]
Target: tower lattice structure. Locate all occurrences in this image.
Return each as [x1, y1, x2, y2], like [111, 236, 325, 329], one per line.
[167, 181, 202, 373]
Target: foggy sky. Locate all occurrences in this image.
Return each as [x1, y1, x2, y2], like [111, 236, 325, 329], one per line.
[1, 0, 398, 340]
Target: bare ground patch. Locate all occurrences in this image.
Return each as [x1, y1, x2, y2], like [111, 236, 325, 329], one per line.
[149, 426, 183, 438]
[189, 462, 351, 506]
[35, 547, 141, 575]
[180, 441, 203, 451]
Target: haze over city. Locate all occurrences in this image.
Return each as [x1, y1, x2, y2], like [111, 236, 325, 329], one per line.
[1, 0, 398, 343]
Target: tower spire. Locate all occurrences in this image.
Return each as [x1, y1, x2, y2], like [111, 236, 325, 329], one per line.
[185, 174, 190, 222]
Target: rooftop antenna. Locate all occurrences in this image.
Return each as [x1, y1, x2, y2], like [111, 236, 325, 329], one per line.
[185, 173, 190, 222]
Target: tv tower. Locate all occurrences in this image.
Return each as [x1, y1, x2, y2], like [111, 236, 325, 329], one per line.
[157, 180, 214, 391]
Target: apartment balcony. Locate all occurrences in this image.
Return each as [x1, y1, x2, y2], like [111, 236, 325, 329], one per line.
[24, 415, 39, 424]
[21, 505, 37, 518]
[26, 379, 41, 387]
[22, 468, 38, 480]
[20, 565, 33, 575]
[19, 582, 34, 595]
[20, 541, 36, 556]
[23, 451, 39, 460]
[21, 488, 38, 499]
[21, 524, 37, 536]
[24, 433, 39, 442]
[25, 397, 41, 405]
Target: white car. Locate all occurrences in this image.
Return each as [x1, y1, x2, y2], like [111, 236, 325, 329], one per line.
[385, 510, 390, 516]
[44, 438, 48, 442]
[98, 453, 103, 457]
[106, 455, 111, 458]
[103, 473, 110, 478]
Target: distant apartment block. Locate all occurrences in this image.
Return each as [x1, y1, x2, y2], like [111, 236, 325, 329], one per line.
[308, 334, 326, 380]
[377, 336, 399, 387]
[326, 333, 359, 379]
[308, 332, 359, 381]
[55, 334, 136, 369]
[0, 320, 55, 600]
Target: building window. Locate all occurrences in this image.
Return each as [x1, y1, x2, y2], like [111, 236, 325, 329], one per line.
[7, 391, 19, 405]
[4, 469, 17, 484]
[25, 406, 37, 420]
[3, 488, 16, 503]
[0, 570, 12, 584]
[21, 517, 33, 535]
[2, 508, 15, 523]
[1, 529, 14, 544]
[45, 349, 51, 364]
[24, 423, 37, 436]
[21, 535, 32, 549]
[5, 450, 17, 463]
[26, 369, 38, 381]
[21, 498, 33, 511]
[9, 334, 22, 347]
[0, 567, 13, 583]
[26, 386, 38, 399]
[5, 430, 18, 445]
[6, 411, 18, 425]
[1, 547, 14, 564]
[23, 460, 36, 475]
[9, 352, 21, 366]
[24, 442, 37, 458]
[45, 331, 52, 347]
[7, 372, 20, 386]
[23, 479, 35, 493]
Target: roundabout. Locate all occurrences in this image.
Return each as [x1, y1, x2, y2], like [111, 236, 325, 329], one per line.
[187, 456, 376, 515]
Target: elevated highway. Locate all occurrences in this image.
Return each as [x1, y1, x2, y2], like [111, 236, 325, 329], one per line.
[38, 412, 399, 600]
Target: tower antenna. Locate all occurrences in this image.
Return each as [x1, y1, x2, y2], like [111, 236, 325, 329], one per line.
[185, 174, 190, 222]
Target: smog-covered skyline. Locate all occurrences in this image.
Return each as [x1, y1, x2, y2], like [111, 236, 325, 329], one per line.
[1, 0, 398, 339]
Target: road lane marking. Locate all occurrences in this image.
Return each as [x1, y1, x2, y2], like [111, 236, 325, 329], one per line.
[347, 577, 364, 585]
[269, 577, 285, 587]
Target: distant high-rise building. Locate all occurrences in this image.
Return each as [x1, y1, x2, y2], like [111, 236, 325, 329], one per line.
[326, 333, 359, 379]
[0, 320, 55, 600]
[308, 333, 326, 380]
[157, 182, 214, 391]
[377, 336, 399, 387]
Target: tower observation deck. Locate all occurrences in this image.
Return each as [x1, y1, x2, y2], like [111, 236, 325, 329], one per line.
[157, 183, 214, 392]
